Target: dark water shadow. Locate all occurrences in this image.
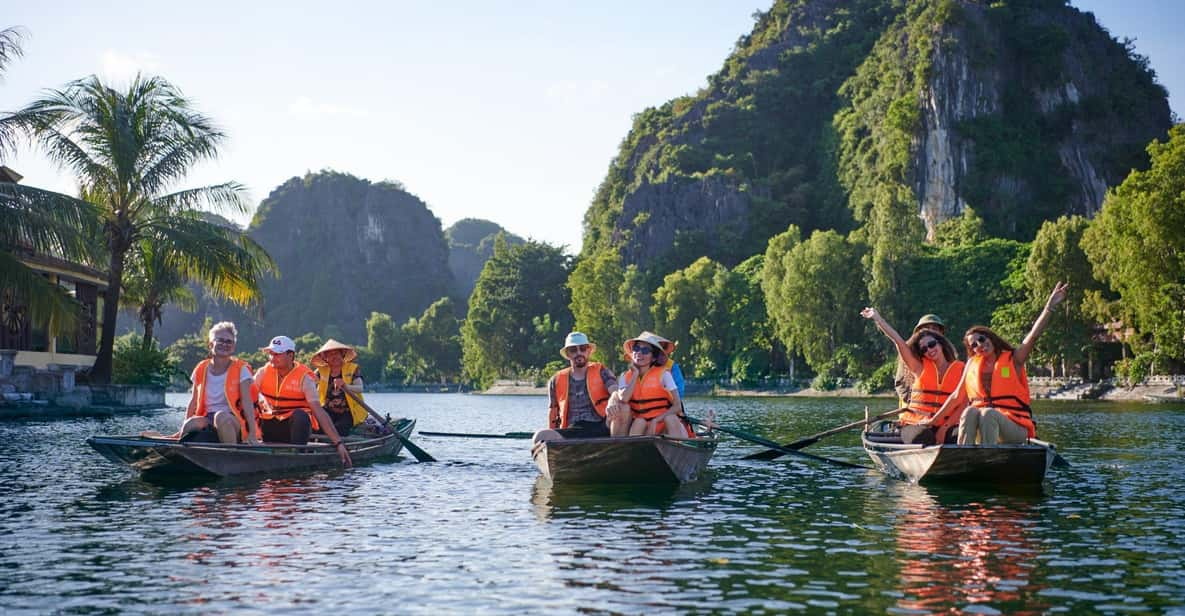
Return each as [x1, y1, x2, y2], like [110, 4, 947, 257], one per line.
[529, 473, 716, 520]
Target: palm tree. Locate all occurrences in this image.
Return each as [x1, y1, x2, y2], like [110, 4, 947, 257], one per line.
[121, 216, 273, 352]
[1, 74, 263, 382]
[1, 26, 98, 337]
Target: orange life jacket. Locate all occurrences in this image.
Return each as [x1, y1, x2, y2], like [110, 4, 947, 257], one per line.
[901, 359, 965, 426]
[551, 363, 610, 429]
[965, 350, 1035, 438]
[192, 357, 257, 440]
[255, 362, 320, 431]
[622, 365, 674, 420]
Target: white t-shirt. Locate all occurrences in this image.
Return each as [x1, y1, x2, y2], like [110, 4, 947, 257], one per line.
[619, 370, 677, 392]
[202, 365, 252, 414]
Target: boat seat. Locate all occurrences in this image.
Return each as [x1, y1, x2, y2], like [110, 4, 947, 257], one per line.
[863, 430, 904, 445]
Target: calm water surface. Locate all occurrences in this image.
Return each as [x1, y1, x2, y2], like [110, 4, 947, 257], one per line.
[2, 394, 1183, 614]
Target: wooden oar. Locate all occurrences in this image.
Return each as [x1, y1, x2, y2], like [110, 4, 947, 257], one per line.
[343, 389, 436, 463]
[419, 431, 534, 439]
[686, 417, 871, 470]
[742, 407, 908, 461]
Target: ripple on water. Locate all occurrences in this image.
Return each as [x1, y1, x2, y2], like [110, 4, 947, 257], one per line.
[1, 396, 1184, 612]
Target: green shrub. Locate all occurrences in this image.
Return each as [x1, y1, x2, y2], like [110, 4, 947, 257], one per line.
[858, 360, 897, 395]
[112, 332, 177, 387]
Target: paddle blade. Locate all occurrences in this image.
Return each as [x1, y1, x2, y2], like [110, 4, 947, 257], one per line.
[741, 437, 818, 460]
[1052, 452, 1071, 469]
[398, 434, 436, 463]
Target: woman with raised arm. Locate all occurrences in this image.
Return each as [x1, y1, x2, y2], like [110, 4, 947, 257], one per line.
[861, 308, 964, 444]
[924, 282, 1070, 445]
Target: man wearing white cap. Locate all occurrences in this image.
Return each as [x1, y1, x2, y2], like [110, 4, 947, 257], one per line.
[534, 332, 626, 443]
[254, 335, 351, 467]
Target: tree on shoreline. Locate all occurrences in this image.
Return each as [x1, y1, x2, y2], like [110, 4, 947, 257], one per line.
[1, 74, 261, 383]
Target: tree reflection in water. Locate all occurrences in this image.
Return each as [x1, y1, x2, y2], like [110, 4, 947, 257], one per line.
[888, 483, 1051, 614]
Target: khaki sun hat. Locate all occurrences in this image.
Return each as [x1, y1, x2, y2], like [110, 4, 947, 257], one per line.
[311, 338, 358, 367]
[560, 332, 597, 359]
[914, 314, 945, 332]
[622, 331, 676, 359]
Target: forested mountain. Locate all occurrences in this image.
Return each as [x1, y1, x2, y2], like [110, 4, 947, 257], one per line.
[445, 218, 524, 303]
[242, 171, 454, 347]
[580, 0, 1171, 278]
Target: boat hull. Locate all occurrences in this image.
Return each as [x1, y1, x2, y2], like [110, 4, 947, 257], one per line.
[862, 422, 1054, 485]
[533, 435, 716, 484]
[88, 418, 415, 479]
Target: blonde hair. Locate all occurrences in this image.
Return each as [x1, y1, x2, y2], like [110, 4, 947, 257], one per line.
[208, 321, 238, 343]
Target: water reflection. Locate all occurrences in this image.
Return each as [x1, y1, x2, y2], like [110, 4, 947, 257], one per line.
[886, 483, 1049, 614]
[529, 475, 715, 520]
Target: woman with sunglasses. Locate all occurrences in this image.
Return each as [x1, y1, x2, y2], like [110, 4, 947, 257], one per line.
[925, 282, 1070, 445]
[618, 331, 691, 438]
[861, 308, 964, 444]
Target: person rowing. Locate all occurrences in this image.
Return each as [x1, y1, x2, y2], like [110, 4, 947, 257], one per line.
[861, 308, 964, 445]
[923, 282, 1069, 445]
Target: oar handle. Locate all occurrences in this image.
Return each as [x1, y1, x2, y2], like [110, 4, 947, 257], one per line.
[344, 389, 437, 463]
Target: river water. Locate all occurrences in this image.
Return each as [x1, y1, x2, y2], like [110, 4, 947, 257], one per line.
[1, 394, 1183, 614]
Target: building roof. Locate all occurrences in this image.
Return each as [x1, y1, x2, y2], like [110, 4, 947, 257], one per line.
[0, 165, 24, 183]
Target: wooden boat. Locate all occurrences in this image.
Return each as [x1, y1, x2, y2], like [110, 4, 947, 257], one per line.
[532, 433, 717, 484]
[87, 418, 415, 479]
[861, 420, 1055, 485]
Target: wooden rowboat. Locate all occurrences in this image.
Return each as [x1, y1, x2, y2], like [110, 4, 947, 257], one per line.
[87, 418, 415, 479]
[861, 420, 1055, 485]
[532, 434, 717, 484]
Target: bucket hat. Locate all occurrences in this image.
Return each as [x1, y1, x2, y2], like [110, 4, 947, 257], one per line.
[622, 331, 676, 359]
[560, 332, 597, 359]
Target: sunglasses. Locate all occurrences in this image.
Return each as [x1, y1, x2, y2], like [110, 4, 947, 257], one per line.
[919, 339, 939, 351]
[567, 344, 590, 353]
[968, 334, 989, 350]
[213, 338, 235, 345]
[631, 344, 654, 354]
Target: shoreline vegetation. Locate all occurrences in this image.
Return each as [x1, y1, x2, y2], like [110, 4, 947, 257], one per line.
[479, 379, 1182, 402]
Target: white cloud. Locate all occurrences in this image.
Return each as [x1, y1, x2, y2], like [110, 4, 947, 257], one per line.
[288, 96, 371, 118]
[99, 50, 163, 83]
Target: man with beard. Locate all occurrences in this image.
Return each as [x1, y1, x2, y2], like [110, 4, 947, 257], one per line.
[533, 332, 627, 442]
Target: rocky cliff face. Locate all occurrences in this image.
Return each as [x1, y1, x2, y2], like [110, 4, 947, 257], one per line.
[581, 0, 1172, 271]
[909, 1, 1171, 238]
[243, 171, 455, 346]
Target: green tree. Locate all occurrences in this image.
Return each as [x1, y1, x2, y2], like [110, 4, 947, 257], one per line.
[1, 74, 252, 382]
[461, 236, 573, 388]
[1082, 124, 1185, 361]
[933, 207, 989, 248]
[991, 216, 1099, 374]
[653, 257, 726, 378]
[568, 250, 626, 365]
[761, 225, 802, 357]
[390, 297, 462, 383]
[726, 255, 775, 383]
[120, 225, 271, 352]
[764, 229, 866, 373]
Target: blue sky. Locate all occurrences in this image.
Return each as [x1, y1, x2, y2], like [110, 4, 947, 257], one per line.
[2, 1, 1181, 253]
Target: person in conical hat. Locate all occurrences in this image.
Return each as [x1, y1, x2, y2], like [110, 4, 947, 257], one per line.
[310, 339, 366, 437]
[618, 331, 693, 439]
[533, 332, 625, 444]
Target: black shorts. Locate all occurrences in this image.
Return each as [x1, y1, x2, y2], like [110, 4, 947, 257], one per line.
[555, 421, 610, 439]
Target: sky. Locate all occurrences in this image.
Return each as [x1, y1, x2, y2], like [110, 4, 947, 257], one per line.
[2, 1, 1181, 254]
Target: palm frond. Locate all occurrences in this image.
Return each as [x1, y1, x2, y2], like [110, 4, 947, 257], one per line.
[0, 250, 81, 335]
[0, 182, 101, 264]
[149, 182, 249, 218]
[143, 214, 276, 308]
